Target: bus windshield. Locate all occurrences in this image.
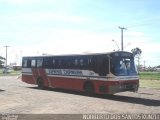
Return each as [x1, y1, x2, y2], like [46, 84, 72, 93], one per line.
[111, 56, 138, 76]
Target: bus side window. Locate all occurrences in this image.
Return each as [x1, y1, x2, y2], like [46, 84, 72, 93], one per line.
[67, 58, 73, 68]
[37, 59, 43, 68]
[22, 59, 28, 67]
[31, 60, 36, 67]
[22, 59, 31, 68]
[56, 58, 62, 68]
[74, 59, 79, 67]
[88, 57, 95, 70]
[44, 57, 56, 69]
[80, 58, 84, 67]
[95, 56, 109, 76]
[63, 58, 68, 69]
[53, 59, 56, 66]
[28, 60, 31, 68]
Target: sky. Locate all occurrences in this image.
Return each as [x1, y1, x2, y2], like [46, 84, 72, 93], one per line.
[0, 0, 160, 67]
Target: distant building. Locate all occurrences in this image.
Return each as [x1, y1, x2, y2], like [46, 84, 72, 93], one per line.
[155, 67, 160, 72]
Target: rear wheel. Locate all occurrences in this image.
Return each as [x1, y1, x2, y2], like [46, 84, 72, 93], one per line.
[84, 82, 94, 95]
[37, 78, 45, 89]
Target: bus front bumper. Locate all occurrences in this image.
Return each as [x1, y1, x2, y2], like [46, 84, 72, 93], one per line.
[108, 83, 139, 94]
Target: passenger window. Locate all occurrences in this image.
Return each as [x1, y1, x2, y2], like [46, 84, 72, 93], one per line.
[74, 59, 78, 66]
[53, 59, 56, 65]
[57, 60, 62, 67]
[23, 59, 28, 67]
[37, 59, 43, 68]
[31, 60, 36, 67]
[80, 59, 84, 66]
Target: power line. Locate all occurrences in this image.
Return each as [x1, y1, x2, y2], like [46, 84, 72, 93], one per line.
[112, 39, 120, 51]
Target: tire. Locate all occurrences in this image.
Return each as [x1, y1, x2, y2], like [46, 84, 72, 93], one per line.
[37, 78, 45, 89]
[84, 82, 94, 95]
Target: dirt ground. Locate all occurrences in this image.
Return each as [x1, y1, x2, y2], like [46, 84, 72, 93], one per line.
[0, 76, 160, 114]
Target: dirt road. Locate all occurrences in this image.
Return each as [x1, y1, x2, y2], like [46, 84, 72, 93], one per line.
[0, 76, 160, 114]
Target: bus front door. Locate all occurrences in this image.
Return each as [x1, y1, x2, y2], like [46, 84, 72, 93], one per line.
[31, 59, 39, 84]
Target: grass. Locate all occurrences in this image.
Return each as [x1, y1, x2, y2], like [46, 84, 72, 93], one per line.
[140, 79, 160, 89]
[139, 72, 160, 80]
[0, 69, 21, 76]
[137, 72, 160, 89]
[139, 72, 160, 89]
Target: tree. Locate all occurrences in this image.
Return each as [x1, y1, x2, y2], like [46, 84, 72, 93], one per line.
[131, 47, 142, 70]
[0, 56, 5, 68]
[131, 47, 142, 57]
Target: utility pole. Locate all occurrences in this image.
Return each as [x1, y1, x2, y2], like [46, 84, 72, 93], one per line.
[144, 61, 146, 68]
[4, 46, 10, 67]
[118, 26, 127, 51]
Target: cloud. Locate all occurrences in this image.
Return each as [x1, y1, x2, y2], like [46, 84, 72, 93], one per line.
[3, 28, 160, 67]
[1, 11, 88, 27]
[9, 28, 114, 56]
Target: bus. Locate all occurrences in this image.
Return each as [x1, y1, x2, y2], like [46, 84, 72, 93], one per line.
[22, 51, 139, 94]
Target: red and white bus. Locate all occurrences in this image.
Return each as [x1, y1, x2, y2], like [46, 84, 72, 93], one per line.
[22, 51, 139, 94]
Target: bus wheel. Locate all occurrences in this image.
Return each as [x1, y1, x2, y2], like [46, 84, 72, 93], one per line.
[37, 78, 45, 89]
[84, 82, 94, 95]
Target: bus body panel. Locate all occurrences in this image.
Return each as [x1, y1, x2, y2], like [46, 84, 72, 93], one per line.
[22, 68, 36, 84]
[22, 67, 139, 94]
[22, 74, 35, 84]
[48, 76, 85, 91]
[21, 51, 139, 95]
[36, 68, 50, 87]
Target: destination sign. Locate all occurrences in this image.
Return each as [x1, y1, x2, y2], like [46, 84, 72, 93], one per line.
[112, 52, 132, 57]
[47, 69, 83, 76]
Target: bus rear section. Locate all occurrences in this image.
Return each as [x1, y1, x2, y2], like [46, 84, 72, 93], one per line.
[22, 57, 35, 85]
[21, 51, 139, 95]
[22, 57, 50, 89]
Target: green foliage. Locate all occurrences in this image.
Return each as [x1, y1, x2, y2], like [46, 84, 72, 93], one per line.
[139, 72, 160, 89]
[131, 47, 142, 57]
[0, 61, 4, 68]
[131, 47, 142, 67]
[140, 79, 160, 89]
[0, 56, 5, 68]
[139, 72, 160, 80]
[0, 69, 21, 76]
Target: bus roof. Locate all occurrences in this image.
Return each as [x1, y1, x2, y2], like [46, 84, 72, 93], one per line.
[23, 51, 133, 58]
